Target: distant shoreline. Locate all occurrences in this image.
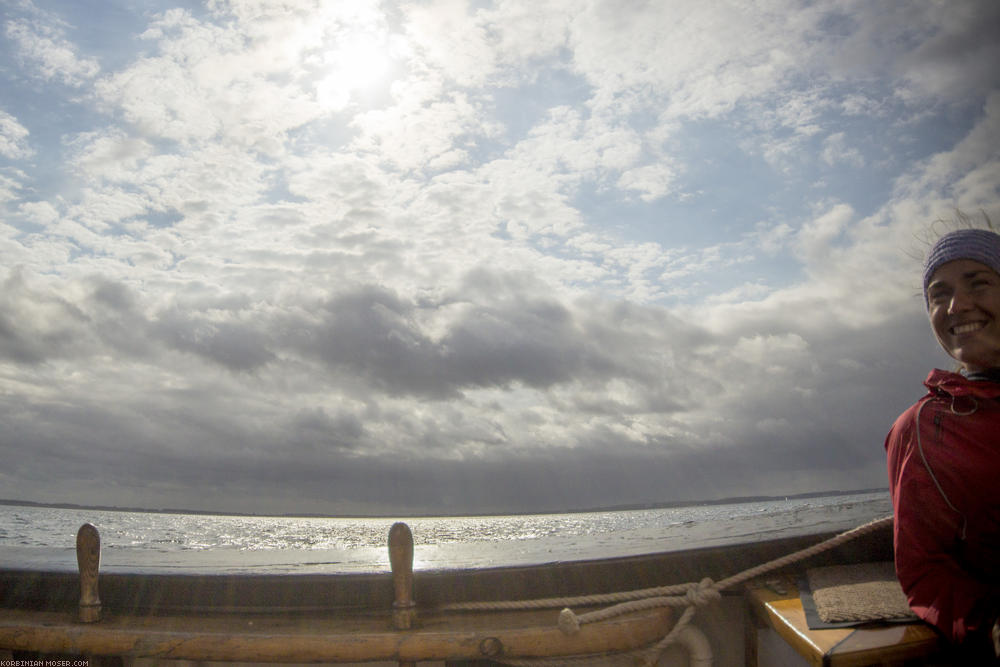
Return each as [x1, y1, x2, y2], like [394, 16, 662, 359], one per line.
[0, 488, 888, 520]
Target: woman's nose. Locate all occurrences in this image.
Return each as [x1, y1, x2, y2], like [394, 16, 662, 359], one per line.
[948, 288, 974, 314]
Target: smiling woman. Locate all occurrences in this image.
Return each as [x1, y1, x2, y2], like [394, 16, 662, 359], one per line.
[885, 223, 1000, 662]
[924, 230, 1000, 373]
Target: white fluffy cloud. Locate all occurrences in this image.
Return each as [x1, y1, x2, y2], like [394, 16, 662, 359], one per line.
[5, 17, 99, 86]
[0, 110, 34, 159]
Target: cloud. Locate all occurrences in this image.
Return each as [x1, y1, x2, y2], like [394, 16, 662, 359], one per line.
[0, 110, 34, 159]
[404, 0, 498, 88]
[566, 0, 815, 120]
[94, 8, 328, 151]
[893, 1, 1000, 100]
[821, 132, 865, 168]
[351, 90, 489, 172]
[0, 0, 996, 515]
[17, 200, 60, 227]
[616, 162, 678, 202]
[890, 91, 1000, 215]
[794, 203, 853, 264]
[0, 268, 94, 364]
[5, 16, 100, 86]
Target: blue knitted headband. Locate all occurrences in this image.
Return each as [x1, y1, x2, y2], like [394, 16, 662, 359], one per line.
[922, 228, 1000, 306]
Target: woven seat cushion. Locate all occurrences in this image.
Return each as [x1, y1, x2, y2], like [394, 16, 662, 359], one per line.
[801, 561, 917, 628]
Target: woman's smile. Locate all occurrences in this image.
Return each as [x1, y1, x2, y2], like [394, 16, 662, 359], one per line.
[927, 259, 1000, 372]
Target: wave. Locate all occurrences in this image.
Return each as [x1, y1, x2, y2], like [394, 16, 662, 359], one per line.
[0, 491, 890, 574]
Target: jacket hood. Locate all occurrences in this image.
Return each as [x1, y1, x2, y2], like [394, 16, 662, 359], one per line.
[924, 368, 1000, 399]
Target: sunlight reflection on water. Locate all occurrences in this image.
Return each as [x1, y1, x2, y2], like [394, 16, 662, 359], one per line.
[0, 491, 890, 574]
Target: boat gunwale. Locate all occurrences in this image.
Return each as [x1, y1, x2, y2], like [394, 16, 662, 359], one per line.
[0, 525, 894, 615]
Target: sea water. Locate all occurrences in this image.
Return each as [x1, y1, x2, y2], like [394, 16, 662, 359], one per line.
[0, 491, 891, 574]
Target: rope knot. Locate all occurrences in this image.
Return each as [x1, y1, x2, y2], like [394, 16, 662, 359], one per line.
[557, 607, 581, 635]
[684, 578, 720, 607]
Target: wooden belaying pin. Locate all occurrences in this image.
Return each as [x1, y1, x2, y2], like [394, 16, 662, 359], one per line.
[388, 521, 416, 630]
[76, 522, 101, 623]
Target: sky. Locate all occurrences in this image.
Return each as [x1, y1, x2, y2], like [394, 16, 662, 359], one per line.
[1, 0, 998, 517]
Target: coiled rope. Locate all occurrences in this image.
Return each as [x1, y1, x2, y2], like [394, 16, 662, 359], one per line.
[440, 515, 894, 666]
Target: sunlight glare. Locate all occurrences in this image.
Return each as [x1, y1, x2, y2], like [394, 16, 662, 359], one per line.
[316, 32, 394, 110]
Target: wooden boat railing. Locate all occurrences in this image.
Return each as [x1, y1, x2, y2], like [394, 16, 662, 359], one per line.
[0, 517, 895, 665]
[1, 521, 679, 665]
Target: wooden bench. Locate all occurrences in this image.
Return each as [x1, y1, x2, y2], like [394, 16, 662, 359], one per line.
[745, 574, 941, 667]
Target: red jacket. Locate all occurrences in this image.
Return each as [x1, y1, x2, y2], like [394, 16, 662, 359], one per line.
[885, 369, 1000, 644]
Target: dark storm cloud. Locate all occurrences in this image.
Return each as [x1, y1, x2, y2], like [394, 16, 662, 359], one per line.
[0, 268, 91, 364]
[899, 1, 1000, 97]
[0, 273, 155, 365]
[286, 271, 702, 400]
[0, 261, 927, 507]
[0, 393, 828, 515]
[292, 285, 446, 396]
[0, 387, 369, 504]
[155, 307, 277, 372]
[6, 427, 876, 517]
[0, 266, 699, 400]
[286, 407, 367, 454]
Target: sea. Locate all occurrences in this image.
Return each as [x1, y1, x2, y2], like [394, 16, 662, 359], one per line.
[0, 491, 891, 575]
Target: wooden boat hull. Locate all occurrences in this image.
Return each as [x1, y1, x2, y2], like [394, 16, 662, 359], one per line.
[0, 606, 672, 662]
[0, 527, 895, 664]
[1, 529, 892, 611]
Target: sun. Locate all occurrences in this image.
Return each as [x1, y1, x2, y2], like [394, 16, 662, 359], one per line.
[316, 31, 395, 110]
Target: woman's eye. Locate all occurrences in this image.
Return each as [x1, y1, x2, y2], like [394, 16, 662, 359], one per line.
[929, 293, 948, 304]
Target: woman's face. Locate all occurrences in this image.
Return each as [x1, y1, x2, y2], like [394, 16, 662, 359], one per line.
[926, 258, 1000, 372]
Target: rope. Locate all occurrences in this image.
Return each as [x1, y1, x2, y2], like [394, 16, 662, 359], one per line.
[441, 514, 894, 666]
